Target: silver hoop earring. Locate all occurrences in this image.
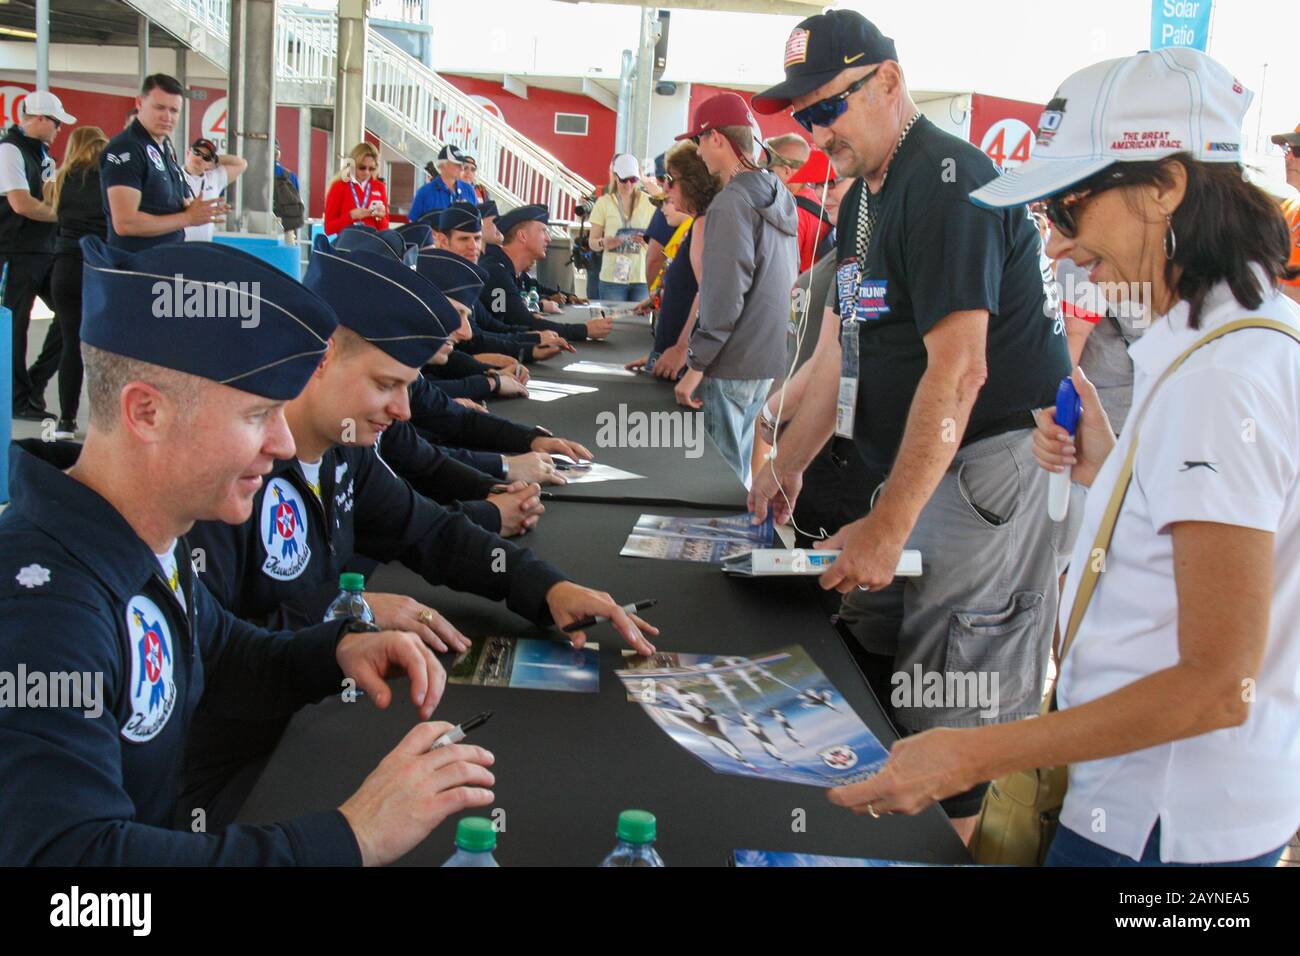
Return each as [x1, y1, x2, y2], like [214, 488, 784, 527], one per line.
[1164, 215, 1177, 260]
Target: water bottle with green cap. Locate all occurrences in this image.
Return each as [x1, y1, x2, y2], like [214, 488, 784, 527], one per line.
[442, 817, 500, 867]
[598, 810, 665, 867]
[322, 572, 375, 624]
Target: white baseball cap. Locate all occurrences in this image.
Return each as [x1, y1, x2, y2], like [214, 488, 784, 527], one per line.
[20, 90, 75, 126]
[971, 48, 1252, 209]
[612, 154, 640, 180]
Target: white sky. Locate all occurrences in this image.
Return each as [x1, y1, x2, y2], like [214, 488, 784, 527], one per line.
[427, 0, 1297, 158]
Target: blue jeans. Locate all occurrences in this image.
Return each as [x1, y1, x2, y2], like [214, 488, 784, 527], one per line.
[701, 376, 772, 488]
[598, 281, 647, 303]
[1045, 821, 1287, 867]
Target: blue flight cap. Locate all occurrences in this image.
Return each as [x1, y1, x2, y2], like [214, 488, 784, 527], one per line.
[496, 203, 549, 235]
[397, 221, 435, 249]
[438, 201, 481, 235]
[304, 235, 457, 368]
[79, 235, 337, 401]
[335, 224, 405, 260]
[416, 248, 489, 308]
[477, 199, 499, 220]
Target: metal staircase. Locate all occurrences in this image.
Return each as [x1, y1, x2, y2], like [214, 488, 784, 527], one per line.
[124, 0, 595, 223]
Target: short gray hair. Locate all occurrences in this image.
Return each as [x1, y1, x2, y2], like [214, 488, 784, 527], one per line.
[765, 134, 810, 167]
[82, 342, 204, 430]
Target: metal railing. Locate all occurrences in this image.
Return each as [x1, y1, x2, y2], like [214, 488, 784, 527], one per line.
[276, 6, 336, 84]
[365, 28, 594, 222]
[178, 0, 231, 38]
[366, 0, 430, 25]
[125, 0, 596, 224]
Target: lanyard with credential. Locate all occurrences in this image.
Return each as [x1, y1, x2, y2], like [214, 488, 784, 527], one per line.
[349, 178, 373, 210]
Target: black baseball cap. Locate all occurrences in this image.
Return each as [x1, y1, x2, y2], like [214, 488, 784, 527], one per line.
[752, 10, 898, 115]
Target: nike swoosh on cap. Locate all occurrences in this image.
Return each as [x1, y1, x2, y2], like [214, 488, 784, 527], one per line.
[844, 52, 865, 64]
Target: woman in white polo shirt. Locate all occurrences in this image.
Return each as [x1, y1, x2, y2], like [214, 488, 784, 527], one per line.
[822, 49, 1300, 866]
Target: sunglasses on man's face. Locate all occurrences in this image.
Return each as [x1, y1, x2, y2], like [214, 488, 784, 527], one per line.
[43, 116, 62, 131]
[1282, 142, 1298, 158]
[792, 67, 879, 133]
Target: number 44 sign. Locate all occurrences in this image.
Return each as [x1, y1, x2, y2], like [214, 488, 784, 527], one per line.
[980, 117, 1034, 170]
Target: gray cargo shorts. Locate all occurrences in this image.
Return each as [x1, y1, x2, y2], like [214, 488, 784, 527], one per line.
[838, 428, 1083, 732]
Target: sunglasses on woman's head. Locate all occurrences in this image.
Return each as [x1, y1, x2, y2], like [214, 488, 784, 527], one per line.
[792, 67, 879, 133]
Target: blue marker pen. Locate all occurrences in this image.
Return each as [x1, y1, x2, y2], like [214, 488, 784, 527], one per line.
[1049, 376, 1082, 522]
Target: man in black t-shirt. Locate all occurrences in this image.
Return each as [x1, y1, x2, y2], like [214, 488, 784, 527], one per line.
[751, 10, 1077, 834]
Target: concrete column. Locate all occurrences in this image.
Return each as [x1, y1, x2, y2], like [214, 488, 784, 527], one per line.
[239, 0, 279, 234]
[335, 0, 367, 169]
[297, 107, 312, 222]
[227, 0, 244, 224]
[35, 0, 49, 91]
[174, 50, 188, 157]
[137, 15, 149, 86]
[628, 6, 659, 164]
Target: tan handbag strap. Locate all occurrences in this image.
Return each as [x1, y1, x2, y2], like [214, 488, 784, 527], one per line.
[1052, 318, 1300, 701]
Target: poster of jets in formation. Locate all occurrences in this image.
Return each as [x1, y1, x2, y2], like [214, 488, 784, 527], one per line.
[616, 644, 887, 786]
[619, 512, 775, 564]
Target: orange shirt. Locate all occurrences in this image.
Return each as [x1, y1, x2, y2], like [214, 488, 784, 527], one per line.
[1282, 198, 1300, 288]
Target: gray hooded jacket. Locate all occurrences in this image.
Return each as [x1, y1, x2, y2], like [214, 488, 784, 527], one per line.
[688, 168, 798, 380]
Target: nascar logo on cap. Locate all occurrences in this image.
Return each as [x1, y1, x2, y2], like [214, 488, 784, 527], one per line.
[784, 27, 809, 68]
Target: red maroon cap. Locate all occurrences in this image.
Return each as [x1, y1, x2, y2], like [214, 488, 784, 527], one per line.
[675, 92, 758, 142]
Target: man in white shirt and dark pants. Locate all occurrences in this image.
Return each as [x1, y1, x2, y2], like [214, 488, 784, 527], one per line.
[1, 90, 75, 420]
[181, 138, 246, 242]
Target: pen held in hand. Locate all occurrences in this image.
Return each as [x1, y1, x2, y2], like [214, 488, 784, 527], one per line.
[561, 599, 658, 634]
[429, 711, 493, 751]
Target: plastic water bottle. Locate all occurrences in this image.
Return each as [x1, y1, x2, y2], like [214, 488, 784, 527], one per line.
[526, 288, 541, 313]
[1047, 376, 1082, 523]
[598, 810, 665, 867]
[442, 817, 500, 867]
[323, 572, 375, 624]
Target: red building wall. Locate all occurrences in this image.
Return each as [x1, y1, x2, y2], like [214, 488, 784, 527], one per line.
[969, 93, 1046, 170]
[0, 82, 137, 158]
[440, 75, 617, 187]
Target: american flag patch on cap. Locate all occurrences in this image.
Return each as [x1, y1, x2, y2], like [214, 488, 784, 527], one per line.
[784, 28, 809, 68]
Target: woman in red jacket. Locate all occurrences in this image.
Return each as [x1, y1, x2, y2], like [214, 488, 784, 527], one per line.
[323, 141, 389, 235]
